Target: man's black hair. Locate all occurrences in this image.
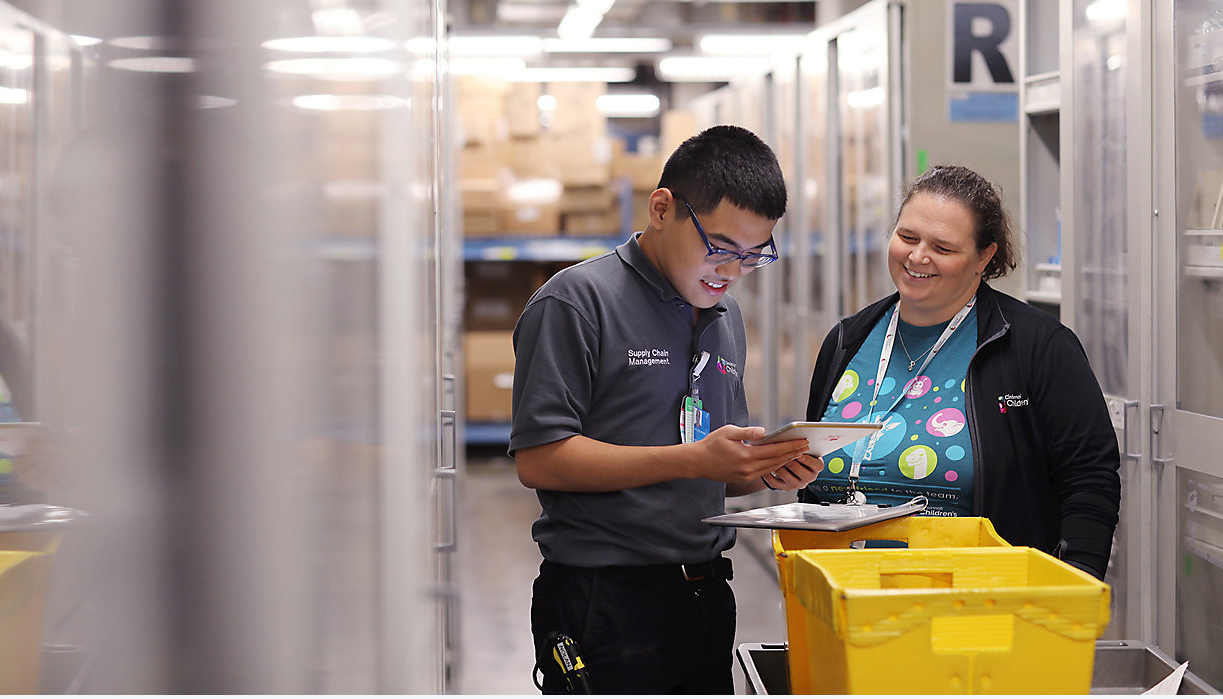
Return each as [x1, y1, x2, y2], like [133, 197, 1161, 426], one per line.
[656, 124, 787, 221]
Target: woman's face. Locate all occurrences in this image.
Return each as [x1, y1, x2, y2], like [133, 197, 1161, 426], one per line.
[888, 192, 996, 325]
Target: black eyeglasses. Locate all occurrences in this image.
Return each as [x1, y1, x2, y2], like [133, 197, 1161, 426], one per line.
[679, 199, 778, 269]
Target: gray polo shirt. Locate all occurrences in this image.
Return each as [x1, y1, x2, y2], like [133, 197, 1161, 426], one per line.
[510, 234, 749, 567]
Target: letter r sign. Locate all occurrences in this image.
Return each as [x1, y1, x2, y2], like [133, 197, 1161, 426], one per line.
[947, 0, 1018, 122]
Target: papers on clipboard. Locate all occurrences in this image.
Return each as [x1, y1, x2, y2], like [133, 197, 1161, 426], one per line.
[702, 496, 928, 532]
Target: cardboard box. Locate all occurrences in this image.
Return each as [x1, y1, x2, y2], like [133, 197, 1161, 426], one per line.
[499, 202, 561, 235]
[509, 137, 559, 180]
[463, 210, 499, 237]
[563, 210, 621, 236]
[460, 178, 500, 211]
[507, 82, 542, 138]
[629, 190, 652, 233]
[612, 151, 662, 191]
[560, 185, 616, 213]
[459, 142, 509, 180]
[553, 135, 612, 186]
[465, 331, 516, 423]
[660, 109, 699, 154]
[549, 82, 607, 139]
[464, 262, 547, 331]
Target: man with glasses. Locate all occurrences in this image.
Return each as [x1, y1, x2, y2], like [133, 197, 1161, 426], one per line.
[511, 125, 823, 694]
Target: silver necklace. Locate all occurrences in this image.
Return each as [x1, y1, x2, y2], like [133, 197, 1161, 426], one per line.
[897, 330, 935, 371]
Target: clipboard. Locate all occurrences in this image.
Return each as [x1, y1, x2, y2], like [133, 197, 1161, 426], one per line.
[701, 496, 928, 532]
[746, 420, 884, 457]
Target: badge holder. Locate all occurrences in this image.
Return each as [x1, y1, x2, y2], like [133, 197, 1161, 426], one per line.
[680, 351, 711, 444]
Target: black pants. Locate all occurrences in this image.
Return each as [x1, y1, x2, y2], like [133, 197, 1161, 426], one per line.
[530, 559, 736, 695]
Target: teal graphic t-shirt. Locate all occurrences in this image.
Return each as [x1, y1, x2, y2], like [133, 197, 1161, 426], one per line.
[807, 307, 977, 516]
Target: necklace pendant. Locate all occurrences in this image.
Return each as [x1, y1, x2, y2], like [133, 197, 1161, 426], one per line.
[908, 360, 917, 371]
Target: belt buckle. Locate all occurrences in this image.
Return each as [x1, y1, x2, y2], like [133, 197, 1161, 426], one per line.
[681, 562, 710, 581]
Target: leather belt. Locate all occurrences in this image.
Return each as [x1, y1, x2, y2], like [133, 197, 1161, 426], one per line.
[612, 556, 733, 582]
[543, 557, 734, 582]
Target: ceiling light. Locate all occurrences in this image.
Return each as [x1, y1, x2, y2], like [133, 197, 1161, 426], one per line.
[108, 56, 197, 73]
[543, 37, 671, 53]
[698, 34, 809, 57]
[514, 66, 635, 82]
[450, 57, 527, 76]
[290, 94, 407, 111]
[1084, 0, 1126, 24]
[557, 6, 604, 41]
[449, 35, 543, 57]
[264, 57, 402, 79]
[0, 48, 32, 70]
[0, 86, 28, 104]
[70, 35, 103, 47]
[657, 56, 770, 81]
[596, 93, 660, 118]
[312, 8, 364, 35]
[405, 37, 437, 55]
[262, 36, 397, 53]
[845, 86, 885, 108]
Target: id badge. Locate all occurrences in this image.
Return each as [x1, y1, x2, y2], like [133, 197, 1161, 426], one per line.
[679, 396, 710, 444]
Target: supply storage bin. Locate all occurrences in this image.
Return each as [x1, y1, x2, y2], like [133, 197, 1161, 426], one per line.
[789, 547, 1110, 694]
[0, 539, 58, 693]
[772, 517, 1009, 692]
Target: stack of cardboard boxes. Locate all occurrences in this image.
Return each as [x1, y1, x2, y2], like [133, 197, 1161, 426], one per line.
[456, 79, 702, 427]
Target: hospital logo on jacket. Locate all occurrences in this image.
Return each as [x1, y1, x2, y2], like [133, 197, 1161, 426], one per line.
[716, 356, 739, 378]
[997, 393, 1030, 413]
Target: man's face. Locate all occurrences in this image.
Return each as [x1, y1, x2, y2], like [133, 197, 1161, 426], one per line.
[649, 196, 778, 309]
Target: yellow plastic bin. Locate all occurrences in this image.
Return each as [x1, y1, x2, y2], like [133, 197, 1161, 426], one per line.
[789, 547, 1110, 694]
[0, 536, 58, 694]
[772, 517, 1009, 692]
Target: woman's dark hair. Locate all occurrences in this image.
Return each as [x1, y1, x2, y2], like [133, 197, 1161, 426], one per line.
[656, 124, 787, 221]
[896, 165, 1019, 281]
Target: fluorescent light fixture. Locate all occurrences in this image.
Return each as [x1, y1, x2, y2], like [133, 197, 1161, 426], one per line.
[108, 56, 197, 73]
[312, 8, 364, 35]
[449, 57, 527, 76]
[291, 94, 407, 110]
[70, 35, 103, 47]
[596, 93, 660, 118]
[845, 86, 885, 108]
[197, 95, 237, 109]
[406, 37, 437, 55]
[557, 6, 604, 40]
[264, 57, 402, 78]
[513, 66, 635, 82]
[0, 86, 28, 104]
[449, 35, 543, 57]
[698, 33, 809, 57]
[657, 56, 770, 81]
[0, 48, 32, 70]
[544, 37, 671, 53]
[108, 35, 180, 51]
[262, 36, 397, 53]
[1085, 0, 1126, 23]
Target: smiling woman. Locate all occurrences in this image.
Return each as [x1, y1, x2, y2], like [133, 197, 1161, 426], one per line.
[799, 164, 1121, 584]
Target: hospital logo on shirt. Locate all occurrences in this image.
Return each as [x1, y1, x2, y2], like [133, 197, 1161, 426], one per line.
[997, 393, 1030, 413]
[716, 356, 739, 378]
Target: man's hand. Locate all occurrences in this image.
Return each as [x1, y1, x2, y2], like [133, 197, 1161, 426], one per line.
[760, 453, 824, 492]
[695, 424, 812, 484]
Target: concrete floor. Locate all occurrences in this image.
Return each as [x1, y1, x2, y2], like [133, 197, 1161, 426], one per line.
[454, 450, 789, 695]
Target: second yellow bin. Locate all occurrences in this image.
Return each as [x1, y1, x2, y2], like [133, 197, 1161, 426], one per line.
[772, 517, 1009, 693]
[789, 546, 1110, 694]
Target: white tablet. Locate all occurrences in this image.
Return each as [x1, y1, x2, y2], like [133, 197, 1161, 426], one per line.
[746, 420, 883, 457]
